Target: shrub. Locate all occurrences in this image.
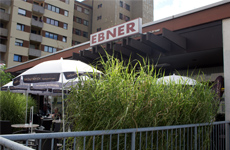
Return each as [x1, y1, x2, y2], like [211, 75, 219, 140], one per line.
[65, 55, 218, 149]
[0, 91, 37, 124]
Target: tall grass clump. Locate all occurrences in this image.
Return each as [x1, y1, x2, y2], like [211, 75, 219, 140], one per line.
[0, 91, 37, 124]
[65, 55, 218, 149]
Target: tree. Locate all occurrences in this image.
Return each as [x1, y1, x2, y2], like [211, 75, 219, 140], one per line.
[0, 65, 14, 87]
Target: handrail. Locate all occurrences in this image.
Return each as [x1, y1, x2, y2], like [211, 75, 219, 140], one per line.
[2, 121, 230, 141]
[0, 136, 34, 150]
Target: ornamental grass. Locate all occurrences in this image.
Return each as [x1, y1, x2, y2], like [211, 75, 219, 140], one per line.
[65, 55, 218, 149]
[0, 91, 37, 124]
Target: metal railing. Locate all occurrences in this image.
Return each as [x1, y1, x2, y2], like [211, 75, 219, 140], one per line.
[0, 136, 34, 150]
[1, 121, 229, 150]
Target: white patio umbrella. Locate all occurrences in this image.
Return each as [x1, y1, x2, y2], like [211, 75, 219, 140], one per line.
[157, 74, 197, 85]
[12, 57, 102, 131]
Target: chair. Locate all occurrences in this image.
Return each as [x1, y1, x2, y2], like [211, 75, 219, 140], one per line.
[35, 130, 57, 150]
[42, 119, 52, 131]
[53, 122, 62, 132]
[33, 114, 39, 124]
[0, 120, 12, 134]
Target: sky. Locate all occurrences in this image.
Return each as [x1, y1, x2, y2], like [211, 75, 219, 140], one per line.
[76, 0, 223, 21]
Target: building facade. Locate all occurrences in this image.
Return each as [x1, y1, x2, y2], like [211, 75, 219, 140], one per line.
[0, 0, 153, 68]
[72, 1, 92, 46]
[0, 0, 74, 67]
[89, 0, 153, 33]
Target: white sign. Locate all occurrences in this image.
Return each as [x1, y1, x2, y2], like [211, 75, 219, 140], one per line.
[90, 18, 142, 46]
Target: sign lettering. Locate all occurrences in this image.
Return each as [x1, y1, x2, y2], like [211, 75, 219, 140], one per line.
[90, 18, 142, 46]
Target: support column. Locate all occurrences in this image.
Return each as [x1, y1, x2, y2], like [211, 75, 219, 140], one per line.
[223, 18, 230, 150]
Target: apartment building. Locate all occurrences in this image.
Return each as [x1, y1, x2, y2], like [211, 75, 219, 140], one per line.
[72, 1, 92, 46]
[0, 0, 153, 68]
[85, 0, 153, 33]
[0, 0, 74, 67]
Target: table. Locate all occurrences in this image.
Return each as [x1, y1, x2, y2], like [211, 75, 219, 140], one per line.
[52, 120, 63, 123]
[11, 124, 39, 129]
[11, 124, 39, 133]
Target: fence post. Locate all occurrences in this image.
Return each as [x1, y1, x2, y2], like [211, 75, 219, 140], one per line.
[131, 132, 135, 150]
[194, 126, 197, 150]
[226, 123, 230, 150]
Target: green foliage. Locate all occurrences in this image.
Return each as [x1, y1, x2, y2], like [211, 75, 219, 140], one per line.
[0, 65, 14, 87]
[0, 91, 37, 124]
[65, 55, 218, 149]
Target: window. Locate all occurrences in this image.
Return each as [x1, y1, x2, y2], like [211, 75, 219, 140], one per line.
[125, 16, 130, 21]
[14, 54, 22, 62]
[18, 8, 26, 16]
[45, 32, 58, 40]
[54, 20, 58, 26]
[46, 18, 50, 24]
[62, 36, 67, 42]
[119, 13, 123, 20]
[44, 46, 57, 53]
[16, 23, 25, 31]
[120, 1, 123, 7]
[64, 10, 68, 16]
[75, 41, 80, 45]
[83, 20, 88, 26]
[0, 8, 5, 13]
[98, 4, 102, 8]
[46, 18, 59, 27]
[84, 9, 89, 14]
[54, 34, 58, 40]
[77, 6, 82, 12]
[125, 4, 130, 11]
[47, 4, 60, 14]
[97, 28, 101, 32]
[56, 7, 60, 13]
[83, 31, 88, 38]
[63, 23, 68, 29]
[33, 1, 39, 5]
[31, 30, 37, 34]
[76, 17, 82, 23]
[97, 15, 102, 20]
[48, 4, 51, 10]
[51, 6, 55, 12]
[15, 39, 23, 46]
[75, 29, 81, 35]
[32, 15, 38, 21]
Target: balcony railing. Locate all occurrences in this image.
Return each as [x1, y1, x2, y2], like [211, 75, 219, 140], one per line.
[31, 18, 43, 28]
[30, 33, 42, 43]
[0, 44, 6, 53]
[34, 0, 45, 2]
[0, 11, 10, 22]
[0, 0, 11, 7]
[29, 48, 41, 57]
[0, 28, 8, 36]
[32, 4, 44, 14]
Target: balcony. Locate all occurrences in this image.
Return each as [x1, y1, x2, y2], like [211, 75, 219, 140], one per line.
[0, 0, 11, 7]
[30, 33, 42, 43]
[31, 18, 43, 28]
[0, 28, 8, 36]
[0, 12, 10, 22]
[32, 4, 44, 14]
[0, 44, 6, 53]
[29, 48, 41, 57]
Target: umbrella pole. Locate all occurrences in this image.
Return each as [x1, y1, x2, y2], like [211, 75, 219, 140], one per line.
[62, 72, 65, 132]
[25, 90, 28, 124]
